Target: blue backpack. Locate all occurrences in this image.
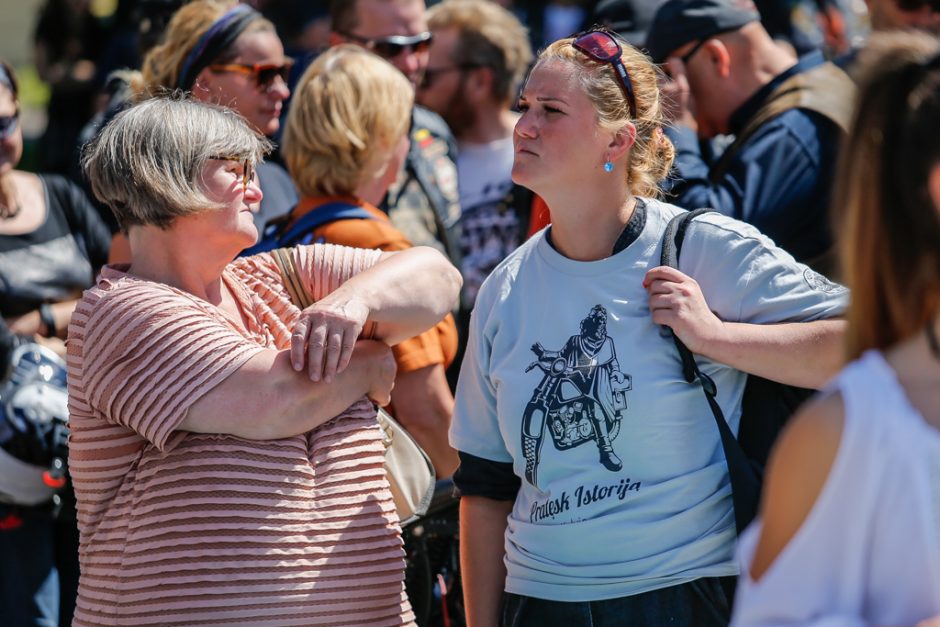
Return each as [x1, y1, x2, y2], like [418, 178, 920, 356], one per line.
[242, 201, 377, 256]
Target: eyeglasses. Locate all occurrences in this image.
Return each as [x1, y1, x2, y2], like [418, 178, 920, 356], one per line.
[207, 60, 293, 91]
[0, 109, 19, 140]
[419, 64, 480, 89]
[339, 31, 433, 60]
[571, 29, 637, 119]
[211, 155, 254, 193]
[678, 39, 711, 65]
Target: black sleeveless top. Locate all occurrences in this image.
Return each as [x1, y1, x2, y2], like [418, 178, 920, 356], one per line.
[0, 174, 110, 316]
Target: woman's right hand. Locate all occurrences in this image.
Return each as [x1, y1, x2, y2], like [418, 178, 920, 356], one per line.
[290, 295, 371, 381]
[350, 339, 397, 407]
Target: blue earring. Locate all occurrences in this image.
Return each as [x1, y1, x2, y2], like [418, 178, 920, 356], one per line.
[603, 161, 614, 173]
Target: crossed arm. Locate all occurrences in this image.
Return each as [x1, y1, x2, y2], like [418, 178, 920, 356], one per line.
[183, 246, 462, 440]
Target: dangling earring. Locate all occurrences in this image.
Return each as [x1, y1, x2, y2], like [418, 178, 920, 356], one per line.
[603, 160, 614, 173]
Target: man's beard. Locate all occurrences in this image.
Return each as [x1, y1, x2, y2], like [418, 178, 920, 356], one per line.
[440, 78, 478, 138]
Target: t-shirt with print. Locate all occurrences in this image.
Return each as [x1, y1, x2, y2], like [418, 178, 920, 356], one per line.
[450, 198, 847, 602]
[456, 136, 523, 309]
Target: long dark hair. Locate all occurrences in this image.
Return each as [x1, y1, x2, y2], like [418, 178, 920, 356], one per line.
[834, 32, 940, 359]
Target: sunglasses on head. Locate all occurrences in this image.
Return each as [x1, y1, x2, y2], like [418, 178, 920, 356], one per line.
[207, 59, 293, 91]
[571, 29, 638, 120]
[211, 155, 255, 193]
[0, 109, 19, 140]
[340, 31, 433, 60]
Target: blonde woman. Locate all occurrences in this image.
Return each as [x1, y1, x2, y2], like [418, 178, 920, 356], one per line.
[451, 30, 846, 625]
[280, 45, 459, 477]
[70, 96, 461, 625]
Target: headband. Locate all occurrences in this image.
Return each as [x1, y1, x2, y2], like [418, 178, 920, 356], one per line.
[176, 4, 260, 91]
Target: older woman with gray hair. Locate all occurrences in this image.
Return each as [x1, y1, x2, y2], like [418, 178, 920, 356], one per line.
[67, 96, 461, 626]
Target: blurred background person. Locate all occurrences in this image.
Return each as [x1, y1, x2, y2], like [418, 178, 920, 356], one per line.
[418, 0, 533, 370]
[592, 0, 668, 49]
[72, 0, 190, 233]
[330, 0, 463, 269]
[732, 32, 940, 624]
[280, 44, 459, 477]
[647, 0, 856, 276]
[121, 0, 297, 237]
[0, 59, 109, 627]
[837, 0, 940, 70]
[33, 0, 105, 176]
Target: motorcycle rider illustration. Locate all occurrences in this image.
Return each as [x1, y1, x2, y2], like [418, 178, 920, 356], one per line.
[522, 305, 632, 485]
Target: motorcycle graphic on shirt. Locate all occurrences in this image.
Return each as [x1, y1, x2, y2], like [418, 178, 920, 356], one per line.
[521, 305, 632, 485]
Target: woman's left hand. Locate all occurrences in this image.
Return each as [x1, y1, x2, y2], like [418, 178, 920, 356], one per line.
[290, 296, 371, 382]
[644, 266, 725, 354]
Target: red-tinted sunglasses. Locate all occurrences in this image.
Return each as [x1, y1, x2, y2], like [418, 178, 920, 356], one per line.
[571, 30, 637, 119]
[208, 60, 293, 91]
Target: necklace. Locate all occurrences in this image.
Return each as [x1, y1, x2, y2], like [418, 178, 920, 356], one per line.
[926, 321, 940, 362]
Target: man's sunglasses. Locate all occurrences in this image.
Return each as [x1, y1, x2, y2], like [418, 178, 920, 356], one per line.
[571, 29, 638, 120]
[340, 31, 433, 60]
[0, 109, 19, 140]
[211, 155, 254, 193]
[207, 60, 293, 91]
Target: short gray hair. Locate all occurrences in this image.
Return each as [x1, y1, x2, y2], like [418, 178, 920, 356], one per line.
[82, 95, 273, 230]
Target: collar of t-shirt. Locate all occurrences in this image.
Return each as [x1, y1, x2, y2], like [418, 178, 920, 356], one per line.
[544, 197, 647, 257]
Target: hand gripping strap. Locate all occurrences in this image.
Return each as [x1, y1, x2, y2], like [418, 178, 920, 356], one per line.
[660, 208, 761, 534]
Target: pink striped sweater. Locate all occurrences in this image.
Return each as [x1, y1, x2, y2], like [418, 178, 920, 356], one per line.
[66, 244, 415, 626]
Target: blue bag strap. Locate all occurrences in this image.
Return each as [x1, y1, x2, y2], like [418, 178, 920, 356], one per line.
[278, 201, 377, 247]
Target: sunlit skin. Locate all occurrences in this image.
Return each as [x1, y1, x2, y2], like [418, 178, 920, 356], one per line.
[183, 158, 264, 255]
[512, 60, 617, 197]
[512, 59, 636, 262]
[194, 30, 290, 137]
[666, 40, 737, 138]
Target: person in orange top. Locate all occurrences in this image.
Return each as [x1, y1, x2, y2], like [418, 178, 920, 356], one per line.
[282, 44, 459, 477]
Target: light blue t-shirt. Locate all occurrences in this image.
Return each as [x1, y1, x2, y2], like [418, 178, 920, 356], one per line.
[450, 199, 847, 602]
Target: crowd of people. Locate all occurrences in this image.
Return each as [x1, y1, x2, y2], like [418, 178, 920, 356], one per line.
[0, 0, 938, 625]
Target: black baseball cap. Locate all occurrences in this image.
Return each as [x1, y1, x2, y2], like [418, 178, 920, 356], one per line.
[646, 0, 760, 64]
[592, 0, 668, 48]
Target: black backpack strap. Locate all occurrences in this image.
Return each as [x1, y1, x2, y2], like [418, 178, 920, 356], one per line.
[660, 208, 761, 535]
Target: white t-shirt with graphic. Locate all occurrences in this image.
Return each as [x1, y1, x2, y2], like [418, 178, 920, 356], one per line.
[457, 136, 520, 308]
[451, 198, 847, 602]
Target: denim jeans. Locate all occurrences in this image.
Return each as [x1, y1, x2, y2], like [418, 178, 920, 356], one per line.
[0, 501, 80, 627]
[501, 576, 736, 627]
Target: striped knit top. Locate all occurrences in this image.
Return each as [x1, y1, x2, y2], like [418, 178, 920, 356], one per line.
[66, 244, 415, 626]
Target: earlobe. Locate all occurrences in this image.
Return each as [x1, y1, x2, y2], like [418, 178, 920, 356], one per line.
[708, 40, 732, 78]
[470, 66, 493, 101]
[192, 69, 214, 102]
[608, 123, 637, 161]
